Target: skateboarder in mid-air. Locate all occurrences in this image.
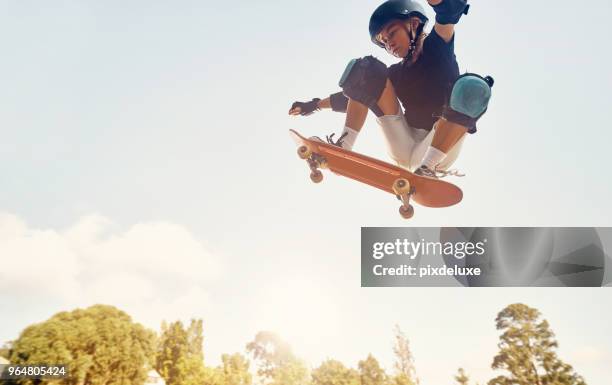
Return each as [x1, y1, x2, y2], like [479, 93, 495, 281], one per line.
[289, 0, 493, 178]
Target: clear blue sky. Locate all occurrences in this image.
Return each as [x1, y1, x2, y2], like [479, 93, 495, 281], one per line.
[1, 1, 611, 384]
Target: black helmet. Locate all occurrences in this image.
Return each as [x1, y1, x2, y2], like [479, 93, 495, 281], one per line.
[369, 0, 429, 47]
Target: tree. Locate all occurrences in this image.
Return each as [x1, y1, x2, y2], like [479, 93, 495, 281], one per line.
[0, 342, 11, 360]
[202, 366, 224, 385]
[488, 303, 587, 385]
[358, 355, 386, 385]
[155, 320, 206, 385]
[389, 374, 414, 385]
[246, 331, 291, 380]
[391, 325, 418, 385]
[8, 304, 155, 385]
[454, 368, 469, 385]
[269, 360, 309, 385]
[246, 331, 308, 385]
[220, 353, 252, 385]
[311, 359, 359, 385]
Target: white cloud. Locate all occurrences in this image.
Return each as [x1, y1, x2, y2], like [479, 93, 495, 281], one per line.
[0, 213, 81, 300]
[0, 212, 221, 329]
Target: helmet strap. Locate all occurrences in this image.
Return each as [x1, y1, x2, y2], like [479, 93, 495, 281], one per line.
[405, 22, 425, 61]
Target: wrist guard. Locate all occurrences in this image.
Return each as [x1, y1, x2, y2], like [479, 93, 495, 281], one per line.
[432, 0, 470, 25]
[291, 98, 321, 116]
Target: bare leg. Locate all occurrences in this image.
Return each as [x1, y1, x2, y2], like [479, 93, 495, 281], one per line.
[376, 79, 401, 116]
[344, 99, 368, 131]
[376, 79, 469, 153]
[431, 118, 468, 153]
[416, 118, 469, 174]
[345, 79, 401, 131]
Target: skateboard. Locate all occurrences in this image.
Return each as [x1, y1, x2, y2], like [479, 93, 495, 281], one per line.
[289, 129, 463, 219]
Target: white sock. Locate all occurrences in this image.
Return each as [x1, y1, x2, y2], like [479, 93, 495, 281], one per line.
[421, 146, 446, 169]
[340, 126, 359, 150]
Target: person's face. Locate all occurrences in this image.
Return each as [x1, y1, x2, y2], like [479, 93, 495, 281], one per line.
[377, 18, 420, 58]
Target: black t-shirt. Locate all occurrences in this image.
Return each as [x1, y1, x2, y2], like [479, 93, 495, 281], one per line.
[389, 28, 459, 130]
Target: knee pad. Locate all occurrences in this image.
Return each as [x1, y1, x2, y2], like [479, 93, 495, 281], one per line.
[441, 73, 493, 133]
[338, 56, 388, 116]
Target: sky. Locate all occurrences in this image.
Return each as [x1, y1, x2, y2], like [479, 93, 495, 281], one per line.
[1, 1, 612, 384]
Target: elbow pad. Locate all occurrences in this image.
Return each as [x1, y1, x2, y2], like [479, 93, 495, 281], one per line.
[432, 0, 470, 25]
[330, 92, 349, 113]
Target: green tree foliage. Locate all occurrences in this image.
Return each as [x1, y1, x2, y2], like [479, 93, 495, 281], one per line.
[454, 368, 469, 385]
[246, 331, 308, 385]
[219, 353, 252, 385]
[358, 355, 386, 385]
[0, 342, 11, 360]
[311, 359, 359, 385]
[155, 320, 206, 385]
[8, 304, 155, 385]
[269, 360, 309, 385]
[389, 374, 415, 385]
[391, 325, 418, 385]
[488, 303, 587, 385]
[202, 366, 224, 385]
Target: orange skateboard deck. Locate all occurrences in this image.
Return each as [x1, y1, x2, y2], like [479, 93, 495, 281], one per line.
[289, 129, 462, 218]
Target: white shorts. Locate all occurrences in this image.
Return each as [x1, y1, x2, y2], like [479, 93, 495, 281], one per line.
[376, 111, 465, 172]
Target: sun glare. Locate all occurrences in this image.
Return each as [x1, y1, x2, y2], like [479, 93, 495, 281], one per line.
[255, 277, 341, 357]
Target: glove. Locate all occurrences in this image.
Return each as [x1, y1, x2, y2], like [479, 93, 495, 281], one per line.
[431, 0, 470, 25]
[290, 98, 321, 116]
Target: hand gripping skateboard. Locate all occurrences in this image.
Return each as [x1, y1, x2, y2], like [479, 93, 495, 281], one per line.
[289, 129, 462, 219]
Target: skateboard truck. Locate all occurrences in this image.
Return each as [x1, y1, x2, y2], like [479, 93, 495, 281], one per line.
[392, 178, 415, 219]
[297, 145, 327, 183]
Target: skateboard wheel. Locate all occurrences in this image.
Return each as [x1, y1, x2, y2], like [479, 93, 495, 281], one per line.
[298, 145, 312, 159]
[392, 178, 411, 195]
[310, 170, 323, 183]
[399, 205, 414, 219]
